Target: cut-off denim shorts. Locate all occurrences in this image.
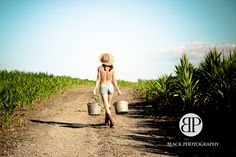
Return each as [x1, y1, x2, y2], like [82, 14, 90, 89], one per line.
[100, 83, 114, 94]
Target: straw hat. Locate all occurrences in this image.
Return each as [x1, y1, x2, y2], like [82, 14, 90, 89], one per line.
[99, 53, 114, 65]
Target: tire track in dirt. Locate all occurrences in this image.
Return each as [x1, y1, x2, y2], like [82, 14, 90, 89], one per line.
[1, 87, 176, 157]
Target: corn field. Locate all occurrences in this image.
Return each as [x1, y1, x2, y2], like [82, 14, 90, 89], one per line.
[0, 70, 94, 128]
[134, 48, 236, 117]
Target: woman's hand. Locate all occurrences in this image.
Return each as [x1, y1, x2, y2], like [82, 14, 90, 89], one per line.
[117, 89, 123, 95]
[93, 89, 97, 95]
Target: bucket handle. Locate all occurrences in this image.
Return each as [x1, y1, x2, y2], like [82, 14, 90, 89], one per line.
[116, 93, 125, 102]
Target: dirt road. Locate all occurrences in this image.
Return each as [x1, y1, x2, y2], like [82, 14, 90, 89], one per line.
[0, 87, 176, 157]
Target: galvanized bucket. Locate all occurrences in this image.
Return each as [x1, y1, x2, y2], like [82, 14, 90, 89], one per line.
[114, 101, 128, 114]
[87, 103, 101, 116]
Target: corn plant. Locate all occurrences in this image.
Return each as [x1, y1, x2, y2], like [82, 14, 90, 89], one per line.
[148, 74, 173, 104]
[148, 74, 180, 117]
[174, 53, 199, 112]
[0, 85, 17, 128]
[0, 70, 95, 128]
[197, 48, 236, 112]
[133, 79, 152, 99]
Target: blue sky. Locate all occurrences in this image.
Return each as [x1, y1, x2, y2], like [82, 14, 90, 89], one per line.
[1, 0, 236, 81]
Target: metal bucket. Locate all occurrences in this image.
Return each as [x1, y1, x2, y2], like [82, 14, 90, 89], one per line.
[114, 101, 128, 114]
[87, 103, 101, 115]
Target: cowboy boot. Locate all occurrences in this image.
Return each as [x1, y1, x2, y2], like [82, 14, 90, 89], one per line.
[104, 112, 109, 126]
[104, 107, 111, 126]
[108, 114, 114, 128]
[105, 107, 112, 125]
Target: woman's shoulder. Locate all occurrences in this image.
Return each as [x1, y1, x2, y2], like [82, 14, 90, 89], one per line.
[97, 66, 104, 71]
[97, 65, 115, 72]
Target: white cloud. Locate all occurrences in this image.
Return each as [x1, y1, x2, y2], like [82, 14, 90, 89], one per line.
[161, 42, 236, 66]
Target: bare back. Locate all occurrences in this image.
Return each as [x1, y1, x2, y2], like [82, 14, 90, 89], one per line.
[98, 66, 114, 84]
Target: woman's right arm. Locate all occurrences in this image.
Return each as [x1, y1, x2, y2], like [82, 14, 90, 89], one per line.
[93, 67, 100, 95]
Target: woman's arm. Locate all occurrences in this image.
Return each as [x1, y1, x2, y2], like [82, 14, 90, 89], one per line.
[93, 67, 100, 95]
[112, 70, 122, 95]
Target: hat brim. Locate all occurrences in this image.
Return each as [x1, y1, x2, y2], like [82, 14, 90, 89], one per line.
[99, 53, 114, 65]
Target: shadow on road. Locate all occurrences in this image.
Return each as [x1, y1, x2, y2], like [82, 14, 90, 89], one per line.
[30, 119, 105, 129]
[123, 101, 236, 157]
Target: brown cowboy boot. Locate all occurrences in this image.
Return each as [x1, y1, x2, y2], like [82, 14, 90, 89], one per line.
[104, 107, 111, 125]
[108, 114, 114, 128]
[104, 112, 109, 126]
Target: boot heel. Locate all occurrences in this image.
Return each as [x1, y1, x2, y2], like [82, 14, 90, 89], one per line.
[105, 112, 109, 126]
[108, 114, 114, 128]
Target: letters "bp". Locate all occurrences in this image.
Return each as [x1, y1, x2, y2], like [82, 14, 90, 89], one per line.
[179, 113, 203, 137]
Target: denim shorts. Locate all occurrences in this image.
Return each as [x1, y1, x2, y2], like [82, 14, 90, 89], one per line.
[100, 83, 114, 94]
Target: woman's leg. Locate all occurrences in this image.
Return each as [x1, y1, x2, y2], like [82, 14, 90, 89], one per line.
[101, 93, 111, 114]
[104, 93, 113, 125]
[101, 93, 114, 128]
[108, 93, 114, 107]
[107, 93, 115, 127]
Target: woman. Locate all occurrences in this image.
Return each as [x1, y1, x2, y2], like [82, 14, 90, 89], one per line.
[93, 53, 122, 128]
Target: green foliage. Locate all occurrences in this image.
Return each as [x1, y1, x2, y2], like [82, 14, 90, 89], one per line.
[197, 48, 236, 111]
[133, 48, 236, 117]
[133, 79, 152, 99]
[117, 80, 135, 87]
[0, 70, 95, 128]
[91, 95, 100, 103]
[148, 74, 173, 103]
[174, 53, 199, 111]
